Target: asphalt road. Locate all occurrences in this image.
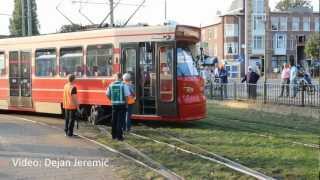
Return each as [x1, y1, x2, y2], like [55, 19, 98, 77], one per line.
[0, 114, 119, 180]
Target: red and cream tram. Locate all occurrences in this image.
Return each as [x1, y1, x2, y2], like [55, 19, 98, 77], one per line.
[0, 25, 206, 123]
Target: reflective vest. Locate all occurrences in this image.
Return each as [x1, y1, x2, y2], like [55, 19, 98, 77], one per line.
[109, 81, 126, 105]
[125, 82, 135, 105]
[63, 83, 77, 110]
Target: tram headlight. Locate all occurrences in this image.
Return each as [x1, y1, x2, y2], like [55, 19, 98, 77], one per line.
[184, 86, 194, 94]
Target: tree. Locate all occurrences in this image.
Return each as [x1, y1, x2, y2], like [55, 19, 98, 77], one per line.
[9, 0, 40, 36]
[275, 0, 312, 11]
[305, 33, 320, 60]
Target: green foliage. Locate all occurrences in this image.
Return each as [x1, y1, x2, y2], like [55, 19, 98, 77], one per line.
[275, 0, 312, 11]
[9, 0, 39, 36]
[305, 33, 320, 60]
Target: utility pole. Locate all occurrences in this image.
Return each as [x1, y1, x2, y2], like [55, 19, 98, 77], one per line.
[109, 0, 114, 26]
[27, 0, 32, 36]
[21, 0, 26, 36]
[164, 0, 167, 21]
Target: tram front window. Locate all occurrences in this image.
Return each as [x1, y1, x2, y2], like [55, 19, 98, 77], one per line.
[177, 48, 199, 77]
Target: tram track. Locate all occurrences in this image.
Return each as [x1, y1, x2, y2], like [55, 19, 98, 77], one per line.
[200, 117, 320, 149]
[126, 127, 275, 180]
[0, 114, 182, 180]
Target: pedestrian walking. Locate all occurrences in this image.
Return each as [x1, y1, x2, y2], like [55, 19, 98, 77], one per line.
[279, 63, 290, 97]
[290, 63, 298, 98]
[106, 73, 130, 141]
[63, 74, 79, 137]
[219, 64, 228, 98]
[123, 73, 136, 132]
[241, 66, 260, 99]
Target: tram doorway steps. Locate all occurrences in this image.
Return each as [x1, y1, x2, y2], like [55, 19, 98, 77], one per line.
[141, 96, 156, 115]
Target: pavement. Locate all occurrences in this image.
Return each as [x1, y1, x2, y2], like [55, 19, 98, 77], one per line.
[0, 114, 120, 180]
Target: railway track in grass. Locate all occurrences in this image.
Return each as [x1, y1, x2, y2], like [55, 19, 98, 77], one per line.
[97, 125, 274, 179]
[199, 117, 320, 149]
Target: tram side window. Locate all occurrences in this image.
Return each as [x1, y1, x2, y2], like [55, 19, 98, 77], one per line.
[86, 44, 113, 77]
[159, 46, 174, 102]
[0, 52, 5, 76]
[35, 49, 57, 77]
[60, 47, 83, 77]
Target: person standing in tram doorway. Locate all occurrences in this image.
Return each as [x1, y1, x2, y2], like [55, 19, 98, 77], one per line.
[106, 73, 130, 141]
[63, 74, 79, 137]
[123, 73, 136, 132]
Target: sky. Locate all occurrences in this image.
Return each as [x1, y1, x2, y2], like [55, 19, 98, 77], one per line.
[0, 0, 319, 35]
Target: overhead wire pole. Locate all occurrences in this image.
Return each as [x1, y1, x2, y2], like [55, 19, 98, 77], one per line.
[21, 0, 26, 36]
[123, 0, 146, 27]
[56, 0, 77, 26]
[109, 0, 114, 26]
[27, 0, 32, 36]
[99, 0, 121, 28]
[78, 0, 95, 25]
[164, 0, 167, 21]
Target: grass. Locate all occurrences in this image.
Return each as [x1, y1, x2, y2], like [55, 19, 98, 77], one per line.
[83, 103, 320, 179]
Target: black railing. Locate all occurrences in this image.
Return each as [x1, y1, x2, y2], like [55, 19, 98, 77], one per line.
[205, 81, 320, 107]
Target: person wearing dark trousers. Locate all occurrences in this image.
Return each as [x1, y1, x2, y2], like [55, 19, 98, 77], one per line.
[106, 73, 130, 141]
[219, 64, 228, 99]
[241, 66, 260, 99]
[63, 74, 79, 137]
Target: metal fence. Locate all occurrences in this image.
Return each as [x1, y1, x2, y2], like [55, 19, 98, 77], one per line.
[205, 81, 320, 107]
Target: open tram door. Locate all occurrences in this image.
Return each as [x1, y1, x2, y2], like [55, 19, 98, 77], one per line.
[121, 41, 177, 117]
[8, 51, 33, 108]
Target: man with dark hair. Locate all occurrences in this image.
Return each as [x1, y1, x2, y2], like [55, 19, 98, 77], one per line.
[106, 73, 130, 141]
[63, 74, 79, 137]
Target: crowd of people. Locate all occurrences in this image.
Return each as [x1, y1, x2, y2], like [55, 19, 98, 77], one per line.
[201, 61, 314, 99]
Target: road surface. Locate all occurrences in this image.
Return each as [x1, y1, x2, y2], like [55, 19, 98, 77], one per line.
[0, 114, 119, 180]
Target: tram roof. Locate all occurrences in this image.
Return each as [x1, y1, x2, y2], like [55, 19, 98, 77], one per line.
[0, 25, 200, 46]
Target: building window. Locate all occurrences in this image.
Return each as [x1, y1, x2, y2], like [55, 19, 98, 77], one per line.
[214, 28, 217, 39]
[225, 64, 240, 78]
[224, 42, 238, 55]
[224, 24, 238, 37]
[292, 17, 300, 31]
[253, 36, 264, 49]
[303, 17, 310, 31]
[271, 17, 279, 31]
[86, 44, 113, 77]
[315, 17, 320, 32]
[0, 52, 5, 76]
[275, 34, 286, 49]
[35, 49, 57, 77]
[289, 39, 294, 50]
[253, 15, 265, 31]
[279, 17, 287, 31]
[60, 47, 83, 77]
[208, 30, 213, 40]
[213, 44, 218, 56]
[253, 0, 264, 14]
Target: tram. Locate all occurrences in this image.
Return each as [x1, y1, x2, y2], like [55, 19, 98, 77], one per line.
[0, 25, 206, 123]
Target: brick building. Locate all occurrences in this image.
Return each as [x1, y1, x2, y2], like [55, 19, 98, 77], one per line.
[201, 0, 320, 79]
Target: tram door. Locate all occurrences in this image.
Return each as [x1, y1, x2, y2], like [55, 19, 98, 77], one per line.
[121, 42, 157, 115]
[9, 51, 33, 108]
[156, 42, 177, 116]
